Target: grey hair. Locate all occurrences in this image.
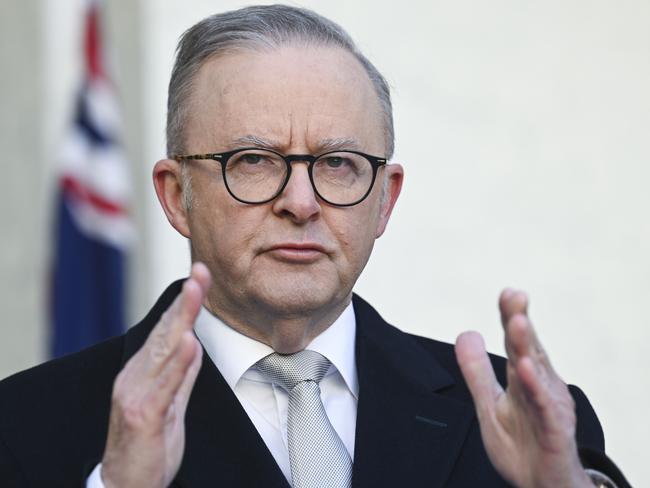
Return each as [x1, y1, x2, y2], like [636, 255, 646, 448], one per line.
[180, 161, 193, 211]
[166, 4, 395, 164]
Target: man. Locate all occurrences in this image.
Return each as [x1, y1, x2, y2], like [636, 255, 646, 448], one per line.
[0, 5, 630, 487]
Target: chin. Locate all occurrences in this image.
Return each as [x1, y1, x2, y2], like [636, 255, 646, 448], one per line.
[252, 273, 348, 317]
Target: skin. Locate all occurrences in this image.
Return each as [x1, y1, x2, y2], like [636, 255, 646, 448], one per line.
[153, 45, 403, 353]
[456, 290, 593, 487]
[102, 263, 209, 488]
[102, 44, 402, 486]
[102, 44, 592, 487]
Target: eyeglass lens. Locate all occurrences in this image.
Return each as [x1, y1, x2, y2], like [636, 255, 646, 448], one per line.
[224, 149, 374, 205]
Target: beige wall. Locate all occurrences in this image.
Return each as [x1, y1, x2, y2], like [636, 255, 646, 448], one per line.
[0, 1, 46, 378]
[1, 0, 648, 484]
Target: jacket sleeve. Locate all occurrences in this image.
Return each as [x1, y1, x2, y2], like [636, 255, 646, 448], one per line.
[570, 385, 632, 488]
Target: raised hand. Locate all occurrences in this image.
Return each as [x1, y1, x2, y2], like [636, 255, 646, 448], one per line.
[101, 262, 211, 488]
[455, 289, 593, 488]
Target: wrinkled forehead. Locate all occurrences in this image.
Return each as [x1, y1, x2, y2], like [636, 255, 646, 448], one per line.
[184, 44, 386, 155]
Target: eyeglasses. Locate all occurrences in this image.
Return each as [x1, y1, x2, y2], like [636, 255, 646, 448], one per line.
[173, 147, 387, 207]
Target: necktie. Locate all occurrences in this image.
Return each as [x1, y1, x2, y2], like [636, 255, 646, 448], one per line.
[256, 350, 353, 488]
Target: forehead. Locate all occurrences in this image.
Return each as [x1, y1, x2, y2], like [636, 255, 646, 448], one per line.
[185, 44, 385, 154]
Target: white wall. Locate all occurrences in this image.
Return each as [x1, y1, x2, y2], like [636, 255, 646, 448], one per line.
[1, 0, 648, 484]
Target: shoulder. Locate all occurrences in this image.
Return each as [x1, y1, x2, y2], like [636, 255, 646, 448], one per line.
[0, 332, 124, 402]
[0, 335, 125, 482]
[0, 280, 183, 430]
[0, 280, 183, 483]
[0, 277, 174, 407]
[409, 332, 508, 384]
[404, 322, 603, 449]
[406, 329, 605, 452]
[352, 293, 507, 390]
[352, 293, 603, 448]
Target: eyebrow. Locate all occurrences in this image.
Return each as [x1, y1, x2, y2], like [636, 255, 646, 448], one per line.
[231, 134, 279, 149]
[229, 135, 362, 153]
[318, 137, 361, 152]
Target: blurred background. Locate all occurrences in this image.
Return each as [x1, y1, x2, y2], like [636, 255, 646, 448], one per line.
[1, 0, 648, 484]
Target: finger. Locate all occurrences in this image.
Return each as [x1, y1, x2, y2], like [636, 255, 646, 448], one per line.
[499, 290, 545, 366]
[175, 262, 211, 326]
[499, 288, 528, 327]
[148, 331, 201, 417]
[140, 263, 211, 375]
[136, 280, 199, 376]
[189, 261, 211, 293]
[455, 331, 504, 420]
[155, 262, 211, 337]
[502, 313, 527, 365]
[162, 263, 210, 336]
[513, 356, 561, 435]
[505, 313, 554, 374]
[176, 335, 203, 413]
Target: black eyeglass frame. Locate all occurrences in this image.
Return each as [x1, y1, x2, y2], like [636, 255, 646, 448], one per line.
[173, 147, 388, 207]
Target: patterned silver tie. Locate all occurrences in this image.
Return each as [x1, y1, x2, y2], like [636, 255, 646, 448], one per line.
[256, 350, 353, 488]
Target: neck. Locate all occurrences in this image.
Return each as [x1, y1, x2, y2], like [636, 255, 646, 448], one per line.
[203, 292, 352, 354]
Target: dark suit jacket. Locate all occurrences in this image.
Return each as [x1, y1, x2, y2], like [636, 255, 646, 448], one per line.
[0, 281, 630, 487]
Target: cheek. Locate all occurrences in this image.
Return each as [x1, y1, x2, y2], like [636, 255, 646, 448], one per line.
[329, 208, 379, 264]
[188, 199, 266, 269]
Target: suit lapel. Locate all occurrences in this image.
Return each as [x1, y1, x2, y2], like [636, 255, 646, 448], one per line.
[351, 295, 475, 488]
[174, 354, 290, 488]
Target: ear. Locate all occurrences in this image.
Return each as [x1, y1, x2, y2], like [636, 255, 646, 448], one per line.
[375, 163, 404, 238]
[152, 158, 191, 238]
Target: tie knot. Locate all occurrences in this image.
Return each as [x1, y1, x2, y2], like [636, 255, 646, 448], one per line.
[256, 350, 331, 392]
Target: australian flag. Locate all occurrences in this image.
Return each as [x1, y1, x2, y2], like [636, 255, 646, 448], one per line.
[51, 1, 133, 358]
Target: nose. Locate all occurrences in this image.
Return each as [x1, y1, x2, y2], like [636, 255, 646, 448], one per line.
[271, 162, 321, 223]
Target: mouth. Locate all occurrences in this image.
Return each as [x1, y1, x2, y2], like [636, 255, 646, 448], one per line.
[264, 242, 328, 264]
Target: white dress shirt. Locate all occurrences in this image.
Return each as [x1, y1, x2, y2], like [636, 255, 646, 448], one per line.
[87, 302, 358, 486]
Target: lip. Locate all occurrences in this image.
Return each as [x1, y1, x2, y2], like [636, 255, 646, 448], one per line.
[265, 242, 328, 263]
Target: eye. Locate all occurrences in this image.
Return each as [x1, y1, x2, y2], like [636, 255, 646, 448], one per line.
[242, 154, 262, 164]
[323, 156, 347, 168]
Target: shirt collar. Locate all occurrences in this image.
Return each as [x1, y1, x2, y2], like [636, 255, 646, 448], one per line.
[305, 303, 358, 398]
[194, 302, 358, 399]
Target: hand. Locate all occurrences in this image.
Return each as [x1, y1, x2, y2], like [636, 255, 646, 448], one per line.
[101, 262, 211, 488]
[455, 289, 593, 488]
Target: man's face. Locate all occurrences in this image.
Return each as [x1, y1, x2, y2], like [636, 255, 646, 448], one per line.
[158, 44, 402, 336]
